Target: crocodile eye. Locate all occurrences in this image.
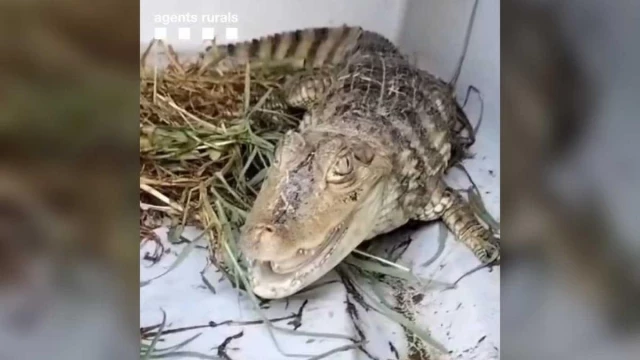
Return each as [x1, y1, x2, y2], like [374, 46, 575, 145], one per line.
[334, 156, 352, 176]
[353, 143, 374, 165]
[327, 154, 354, 184]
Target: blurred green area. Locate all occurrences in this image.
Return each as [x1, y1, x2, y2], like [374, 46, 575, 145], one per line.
[502, 0, 640, 358]
[0, 1, 139, 358]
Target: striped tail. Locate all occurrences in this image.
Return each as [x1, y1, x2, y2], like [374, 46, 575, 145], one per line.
[200, 26, 364, 73]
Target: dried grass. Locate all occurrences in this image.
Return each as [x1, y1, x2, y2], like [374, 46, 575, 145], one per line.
[140, 41, 298, 281]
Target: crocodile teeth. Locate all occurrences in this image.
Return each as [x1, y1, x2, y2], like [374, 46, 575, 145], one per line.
[297, 249, 315, 256]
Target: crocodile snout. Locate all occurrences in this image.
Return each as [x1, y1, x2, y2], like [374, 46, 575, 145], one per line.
[239, 224, 294, 262]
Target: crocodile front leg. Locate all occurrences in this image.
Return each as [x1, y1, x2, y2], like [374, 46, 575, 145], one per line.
[418, 181, 500, 264]
[282, 69, 334, 108]
[219, 69, 333, 121]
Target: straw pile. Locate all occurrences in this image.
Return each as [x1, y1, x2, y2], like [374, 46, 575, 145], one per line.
[140, 41, 302, 279]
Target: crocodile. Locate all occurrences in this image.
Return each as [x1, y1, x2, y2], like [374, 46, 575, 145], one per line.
[203, 10, 499, 300]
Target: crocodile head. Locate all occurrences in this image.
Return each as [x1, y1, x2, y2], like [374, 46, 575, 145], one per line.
[239, 129, 392, 299]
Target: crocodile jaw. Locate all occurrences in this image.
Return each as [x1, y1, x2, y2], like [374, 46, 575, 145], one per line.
[247, 181, 386, 299]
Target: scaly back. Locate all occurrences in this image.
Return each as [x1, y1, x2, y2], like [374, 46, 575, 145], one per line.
[200, 25, 465, 176]
[201, 26, 364, 72]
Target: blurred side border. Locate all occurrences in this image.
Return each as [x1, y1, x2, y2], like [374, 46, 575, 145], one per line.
[502, 0, 640, 359]
[0, 1, 140, 359]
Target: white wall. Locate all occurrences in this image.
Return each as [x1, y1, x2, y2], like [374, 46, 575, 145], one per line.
[399, 0, 500, 152]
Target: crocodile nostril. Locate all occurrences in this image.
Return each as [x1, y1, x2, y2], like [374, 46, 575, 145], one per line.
[261, 225, 275, 233]
[256, 225, 279, 243]
[241, 224, 285, 261]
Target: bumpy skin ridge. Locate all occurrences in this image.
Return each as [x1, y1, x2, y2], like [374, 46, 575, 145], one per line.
[305, 31, 459, 233]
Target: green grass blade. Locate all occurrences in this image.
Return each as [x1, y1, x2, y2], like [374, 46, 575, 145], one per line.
[141, 224, 214, 286]
[142, 309, 167, 360]
[468, 186, 500, 232]
[150, 351, 222, 359]
[420, 222, 448, 268]
[152, 333, 202, 353]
